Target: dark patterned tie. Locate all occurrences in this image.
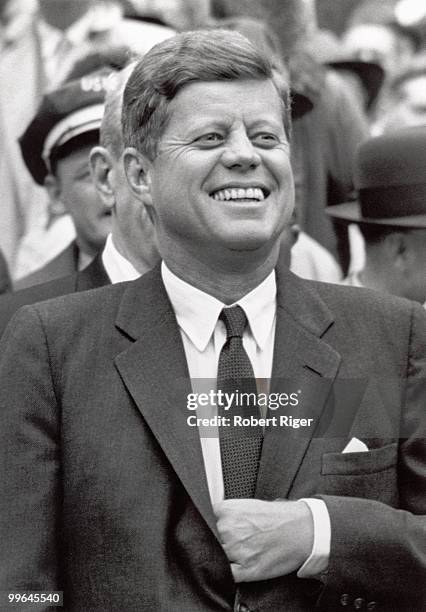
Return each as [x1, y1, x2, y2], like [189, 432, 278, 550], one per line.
[217, 305, 263, 499]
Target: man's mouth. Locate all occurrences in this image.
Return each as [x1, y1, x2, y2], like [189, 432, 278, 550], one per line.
[209, 187, 269, 202]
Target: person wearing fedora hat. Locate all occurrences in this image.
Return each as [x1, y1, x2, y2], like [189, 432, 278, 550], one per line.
[327, 127, 426, 305]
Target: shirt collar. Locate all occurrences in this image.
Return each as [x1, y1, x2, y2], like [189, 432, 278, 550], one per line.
[161, 262, 276, 352]
[101, 234, 140, 284]
[346, 270, 364, 288]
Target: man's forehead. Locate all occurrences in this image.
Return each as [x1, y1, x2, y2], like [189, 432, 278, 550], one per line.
[167, 79, 284, 124]
[175, 77, 279, 98]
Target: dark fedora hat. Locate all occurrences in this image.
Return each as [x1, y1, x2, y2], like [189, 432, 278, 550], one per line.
[326, 127, 426, 228]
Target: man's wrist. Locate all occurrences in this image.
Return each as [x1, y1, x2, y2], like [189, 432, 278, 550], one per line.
[297, 498, 330, 578]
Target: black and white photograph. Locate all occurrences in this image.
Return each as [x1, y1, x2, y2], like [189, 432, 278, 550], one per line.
[0, 1, 425, 610]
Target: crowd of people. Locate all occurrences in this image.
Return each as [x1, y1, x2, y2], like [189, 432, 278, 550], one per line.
[0, 1, 425, 610]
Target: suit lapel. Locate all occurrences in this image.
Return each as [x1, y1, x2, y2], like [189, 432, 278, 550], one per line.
[256, 267, 341, 500]
[113, 266, 220, 539]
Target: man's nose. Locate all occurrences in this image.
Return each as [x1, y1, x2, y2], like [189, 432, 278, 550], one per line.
[220, 130, 261, 171]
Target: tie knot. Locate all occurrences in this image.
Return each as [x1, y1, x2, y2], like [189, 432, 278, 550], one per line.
[220, 305, 248, 339]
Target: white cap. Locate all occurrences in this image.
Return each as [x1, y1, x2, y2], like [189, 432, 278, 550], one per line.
[42, 103, 104, 163]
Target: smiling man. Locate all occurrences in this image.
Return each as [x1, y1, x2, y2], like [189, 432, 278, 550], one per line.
[0, 30, 425, 611]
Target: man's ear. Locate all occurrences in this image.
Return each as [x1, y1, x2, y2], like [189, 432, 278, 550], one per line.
[44, 174, 67, 215]
[89, 146, 115, 209]
[123, 147, 152, 199]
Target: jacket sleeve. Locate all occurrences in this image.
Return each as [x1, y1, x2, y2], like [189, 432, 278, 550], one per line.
[317, 302, 426, 610]
[0, 305, 61, 606]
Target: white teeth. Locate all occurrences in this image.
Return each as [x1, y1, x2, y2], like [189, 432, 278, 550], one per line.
[211, 187, 266, 201]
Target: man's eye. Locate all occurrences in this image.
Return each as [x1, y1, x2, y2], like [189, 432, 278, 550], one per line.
[252, 133, 279, 147]
[196, 133, 224, 144]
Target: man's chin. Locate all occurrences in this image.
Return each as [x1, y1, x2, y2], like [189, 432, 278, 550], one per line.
[221, 228, 282, 250]
[220, 235, 282, 260]
[228, 242, 267, 253]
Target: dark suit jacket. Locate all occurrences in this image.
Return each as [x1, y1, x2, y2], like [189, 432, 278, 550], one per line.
[0, 264, 425, 611]
[13, 241, 81, 291]
[0, 254, 109, 338]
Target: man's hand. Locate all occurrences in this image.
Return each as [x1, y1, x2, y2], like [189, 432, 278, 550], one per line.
[214, 499, 314, 582]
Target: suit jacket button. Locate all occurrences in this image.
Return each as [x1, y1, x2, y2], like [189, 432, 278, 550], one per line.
[340, 594, 350, 606]
[354, 598, 365, 609]
[367, 603, 377, 610]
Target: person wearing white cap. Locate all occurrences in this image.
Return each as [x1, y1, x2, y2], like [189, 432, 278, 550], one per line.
[14, 69, 114, 289]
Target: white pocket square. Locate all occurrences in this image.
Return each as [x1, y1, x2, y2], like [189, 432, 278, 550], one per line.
[342, 437, 369, 453]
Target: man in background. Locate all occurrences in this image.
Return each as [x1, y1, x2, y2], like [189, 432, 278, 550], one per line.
[15, 71, 114, 289]
[13, 46, 132, 281]
[327, 128, 426, 306]
[89, 63, 160, 281]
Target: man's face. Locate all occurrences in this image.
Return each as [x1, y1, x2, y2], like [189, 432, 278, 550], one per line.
[144, 79, 294, 265]
[54, 144, 112, 254]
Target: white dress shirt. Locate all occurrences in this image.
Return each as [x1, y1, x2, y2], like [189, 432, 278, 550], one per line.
[341, 270, 364, 288]
[101, 234, 140, 284]
[161, 262, 330, 578]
